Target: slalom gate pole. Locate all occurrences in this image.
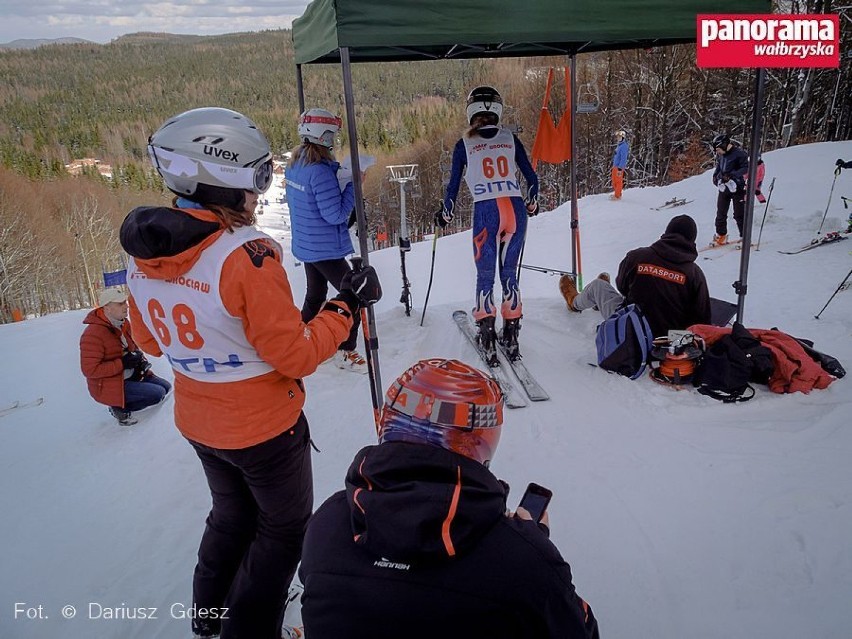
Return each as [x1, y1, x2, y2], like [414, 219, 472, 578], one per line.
[755, 176, 775, 251]
[814, 267, 852, 320]
[350, 256, 382, 434]
[419, 229, 440, 327]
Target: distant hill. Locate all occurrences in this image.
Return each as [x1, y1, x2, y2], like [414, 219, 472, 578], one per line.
[110, 32, 206, 45]
[0, 37, 93, 50]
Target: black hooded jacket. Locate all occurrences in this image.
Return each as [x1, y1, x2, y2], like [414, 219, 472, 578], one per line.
[299, 442, 599, 639]
[616, 233, 711, 338]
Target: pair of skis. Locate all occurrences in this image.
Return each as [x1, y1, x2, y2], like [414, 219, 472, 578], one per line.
[650, 198, 693, 211]
[777, 231, 848, 255]
[0, 397, 44, 418]
[452, 311, 548, 409]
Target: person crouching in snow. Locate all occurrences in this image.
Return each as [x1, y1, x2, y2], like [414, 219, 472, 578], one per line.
[120, 107, 381, 639]
[436, 86, 539, 364]
[285, 108, 368, 373]
[79, 287, 171, 426]
[610, 129, 629, 199]
[299, 358, 600, 639]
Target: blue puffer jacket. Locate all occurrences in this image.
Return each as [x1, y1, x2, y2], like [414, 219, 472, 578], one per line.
[286, 158, 356, 262]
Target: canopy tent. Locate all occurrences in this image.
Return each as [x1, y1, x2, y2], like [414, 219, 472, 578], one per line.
[293, 0, 766, 63]
[291, 0, 772, 416]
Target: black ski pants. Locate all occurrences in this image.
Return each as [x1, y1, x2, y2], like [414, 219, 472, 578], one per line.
[301, 258, 360, 351]
[188, 413, 313, 639]
[715, 187, 746, 237]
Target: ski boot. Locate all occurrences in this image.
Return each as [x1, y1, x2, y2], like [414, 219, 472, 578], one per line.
[476, 316, 499, 367]
[500, 318, 522, 361]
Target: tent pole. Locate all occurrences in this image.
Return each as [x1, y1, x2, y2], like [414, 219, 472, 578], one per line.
[340, 46, 384, 425]
[296, 64, 305, 113]
[734, 67, 766, 324]
[569, 55, 581, 289]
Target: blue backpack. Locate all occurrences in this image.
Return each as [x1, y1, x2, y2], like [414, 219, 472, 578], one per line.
[595, 304, 655, 380]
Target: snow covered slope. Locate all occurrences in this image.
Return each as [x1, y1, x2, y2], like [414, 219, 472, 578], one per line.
[1, 141, 850, 638]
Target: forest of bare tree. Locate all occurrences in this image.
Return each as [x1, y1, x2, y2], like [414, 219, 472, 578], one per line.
[0, 1, 849, 322]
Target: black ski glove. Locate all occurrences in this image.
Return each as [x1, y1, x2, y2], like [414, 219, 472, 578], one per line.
[434, 201, 454, 228]
[525, 196, 540, 217]
[325, 261, 382, 316]
[340, 263, 382, 307]
[121, 350, 144, 369]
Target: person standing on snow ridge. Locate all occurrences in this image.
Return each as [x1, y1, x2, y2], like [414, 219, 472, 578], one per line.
[610, 129, 629, 200]
[559, 214, 711, 339]
[709, 133, 749, 246]
[299, 358, 600, 639]
[119, 107, 381, 639]
[836, 159, 852, 232]
[285, 108, 368, 374]
[79, 287, 172, 426]
[435, 86, 539, 364]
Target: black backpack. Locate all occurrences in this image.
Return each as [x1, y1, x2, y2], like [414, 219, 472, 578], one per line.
[693, 323, 774, 403]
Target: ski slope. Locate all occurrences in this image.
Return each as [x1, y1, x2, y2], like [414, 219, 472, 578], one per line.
[1, 141, 850, 639]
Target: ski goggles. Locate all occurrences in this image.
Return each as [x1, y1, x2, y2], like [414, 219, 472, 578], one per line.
[149, 146, 274, 194]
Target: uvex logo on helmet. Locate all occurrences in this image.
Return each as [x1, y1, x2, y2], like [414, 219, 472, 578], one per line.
[203, 145, 240, 162]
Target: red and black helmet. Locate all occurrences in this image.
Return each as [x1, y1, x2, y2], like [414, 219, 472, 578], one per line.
[379, 358, 503, 466]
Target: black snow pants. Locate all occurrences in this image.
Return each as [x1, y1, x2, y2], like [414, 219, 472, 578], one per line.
[188, 412, 313, 639]
[715, 186, 746, 237]
[301, 258, 360, 351]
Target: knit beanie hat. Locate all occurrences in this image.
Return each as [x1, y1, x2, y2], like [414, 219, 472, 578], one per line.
[664, 214, 698, 243]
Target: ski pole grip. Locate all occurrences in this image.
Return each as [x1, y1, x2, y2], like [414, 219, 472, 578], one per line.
[350, 256, 364, 272]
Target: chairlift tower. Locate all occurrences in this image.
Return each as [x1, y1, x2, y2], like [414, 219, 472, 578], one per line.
[387, 164, 418, 316]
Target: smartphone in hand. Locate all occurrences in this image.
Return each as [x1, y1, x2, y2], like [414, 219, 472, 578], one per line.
[517, 482, 552, 523]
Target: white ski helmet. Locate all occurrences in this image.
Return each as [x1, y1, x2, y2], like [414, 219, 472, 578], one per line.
[298, 108, 342, 148]
[466, 86, 503, 125]
[147, 107, 274, 198]
[615, 129, 627, 140]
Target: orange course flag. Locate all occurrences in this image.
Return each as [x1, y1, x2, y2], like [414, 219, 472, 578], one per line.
[530, 67, 572, 170]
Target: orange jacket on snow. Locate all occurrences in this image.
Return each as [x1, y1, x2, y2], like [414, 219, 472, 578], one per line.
[80, 308, 139, 408]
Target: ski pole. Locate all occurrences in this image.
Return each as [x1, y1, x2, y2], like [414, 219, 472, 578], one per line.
[816, 171, 839, 236]
[518, 264, 576, 276]
[755, 176, 775, 251]
[350, 256, 383, 433]
[814, 267, 852, 320]
[419, 228, 440, 327]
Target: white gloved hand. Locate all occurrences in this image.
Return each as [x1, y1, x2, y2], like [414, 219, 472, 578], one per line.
[717, 182, 728, 192]
[337, 166, 354, 191]
[726, 179, 737, 192]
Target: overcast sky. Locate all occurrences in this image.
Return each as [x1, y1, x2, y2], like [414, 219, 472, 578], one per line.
[0, 0, 312, 43]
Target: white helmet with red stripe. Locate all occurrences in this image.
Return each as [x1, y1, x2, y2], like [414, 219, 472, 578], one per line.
[298, 108, 342, 148]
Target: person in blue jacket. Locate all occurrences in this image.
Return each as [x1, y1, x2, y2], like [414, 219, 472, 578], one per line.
[435, 86, 539, 364]
[710, 133, 749, 246]
[286, 108, 365, 373]
[610, 130, 629, 199]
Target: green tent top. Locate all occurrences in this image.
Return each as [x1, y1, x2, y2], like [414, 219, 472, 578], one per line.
[292, 0, 772, 64]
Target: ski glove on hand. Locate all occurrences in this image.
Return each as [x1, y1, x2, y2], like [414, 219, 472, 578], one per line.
[525, 193, 540, 217]
[434, 201, 454, 228]
[121, 350, 144, 370]
[725, 179, 737, 192]
[717, 181, 729, 193]
[330, 264, 382, 315]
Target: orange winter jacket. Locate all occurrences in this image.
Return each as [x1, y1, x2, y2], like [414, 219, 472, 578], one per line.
[121, 206, 352, 450]
[80, 308, 139, 408]
[689, 325, 837, 394]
